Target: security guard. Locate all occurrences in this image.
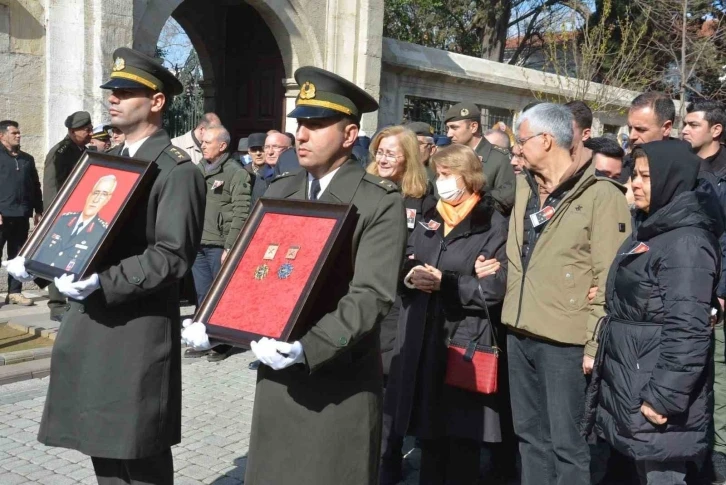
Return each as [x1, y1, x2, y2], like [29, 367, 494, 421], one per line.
[43, 110, 93, 321]
[444, 102, 515, 213]
[8, 47, 206, 485]
[186, 67, 407, 484]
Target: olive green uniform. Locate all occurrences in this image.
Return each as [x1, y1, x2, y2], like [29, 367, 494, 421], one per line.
[244, 159, 407, 485]
[474, 136, 515, 214]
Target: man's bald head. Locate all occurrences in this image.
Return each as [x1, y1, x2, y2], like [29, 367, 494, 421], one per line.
[484, 129, 511, 151]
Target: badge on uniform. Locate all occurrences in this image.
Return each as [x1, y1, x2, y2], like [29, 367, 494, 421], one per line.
[406, 208, 417, 229]
[530, 206, 555, 228]
[623, 242, 650, 255]
[212, 180, 224, 190]
[419, 219, 441, 232]
[65, 260, 76, 272]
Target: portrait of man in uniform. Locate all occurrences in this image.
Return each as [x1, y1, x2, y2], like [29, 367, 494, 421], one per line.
[34, 175, 115, 273]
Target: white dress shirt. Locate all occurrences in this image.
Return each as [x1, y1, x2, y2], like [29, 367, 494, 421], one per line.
[307, 167, 341, 199]
[123, 136, 151, 158]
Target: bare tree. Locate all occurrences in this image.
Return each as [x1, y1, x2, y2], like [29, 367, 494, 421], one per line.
[633, 0, 726, 125]
[523, 0, 653, 113]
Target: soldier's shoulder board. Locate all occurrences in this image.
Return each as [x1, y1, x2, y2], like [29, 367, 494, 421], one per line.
[98, 219, 109, 229]
[492, 145, 510, 156]
[270, 171, 296, 183]
[56, 139, 71, 155]
[363, 173, 399, 193]
[166, 146, 191, 164]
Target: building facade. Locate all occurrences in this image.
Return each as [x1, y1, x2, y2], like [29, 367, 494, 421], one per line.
[2, 0, 634, 177]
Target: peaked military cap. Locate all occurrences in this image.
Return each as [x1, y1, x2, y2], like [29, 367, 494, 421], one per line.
[288, 66, 379, 120]
[91, 124, 111, 140]
[65, 111, 92, 129]
[444, 102, 481, 123]
[247, 133, 267, 148]
[407, 121, 435, 137]
[100, 47, 183, 96]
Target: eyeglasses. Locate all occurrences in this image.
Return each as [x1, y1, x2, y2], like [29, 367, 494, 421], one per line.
[264, 145, 289, 152]
[249, 147, 264, 154]
[515, 132, 545, 148]
[375, 151, 404, 162]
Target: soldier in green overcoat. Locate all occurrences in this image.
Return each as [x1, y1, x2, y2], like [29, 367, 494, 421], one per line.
[7, 47, 206, 485]
[185, 66, 408, 485]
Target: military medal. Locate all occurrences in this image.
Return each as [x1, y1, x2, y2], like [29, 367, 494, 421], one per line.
[263, 244, 279, 260]
[278, 245, 300, 279]
[254, 264, 269, 280]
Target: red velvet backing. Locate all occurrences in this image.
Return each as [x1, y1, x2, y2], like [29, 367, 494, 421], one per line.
[208, 213, 337, 338]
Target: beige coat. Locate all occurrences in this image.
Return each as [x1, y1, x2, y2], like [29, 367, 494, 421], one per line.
[502, 163, 631, 356]
[171, 130, 203, 165]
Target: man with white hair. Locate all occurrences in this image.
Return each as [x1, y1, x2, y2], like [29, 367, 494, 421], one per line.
[487, 103, 630, 485]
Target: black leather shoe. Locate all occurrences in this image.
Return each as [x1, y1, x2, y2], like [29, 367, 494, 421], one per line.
[184, 348, 210, 358]
[248, 359, 261, 370]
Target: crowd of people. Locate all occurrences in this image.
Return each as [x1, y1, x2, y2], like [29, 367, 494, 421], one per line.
[1, 44, 726, 485]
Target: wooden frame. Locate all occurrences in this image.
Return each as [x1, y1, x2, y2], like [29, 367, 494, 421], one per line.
[195, 198, 355, 349]
[21, 151, 154, 281]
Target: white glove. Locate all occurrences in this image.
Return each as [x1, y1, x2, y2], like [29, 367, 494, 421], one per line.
[2, 256, 34, 283]
[181, 319, 212, 350]
[250, 337, 305, 370]
[54, 273, 100, 300]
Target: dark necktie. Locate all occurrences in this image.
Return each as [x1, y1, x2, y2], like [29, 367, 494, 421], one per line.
[71, 223, 83, 237]
[121, 146, 130, 157]
[310, 178, 321, 201]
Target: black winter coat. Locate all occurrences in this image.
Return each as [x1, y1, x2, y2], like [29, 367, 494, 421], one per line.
[383, 195, 509, 442]
[381, 191, 438, 376]
[593, 190, 721, 461]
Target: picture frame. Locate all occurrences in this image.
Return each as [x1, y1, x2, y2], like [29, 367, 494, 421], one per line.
[20, 151, 154, 282]
[195, 198, 356, 349]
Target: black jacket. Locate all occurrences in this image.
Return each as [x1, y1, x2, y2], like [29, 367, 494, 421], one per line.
[383, 195, 509, 442]
[592, 141, 722, 462]
[0, 144, 42, 217]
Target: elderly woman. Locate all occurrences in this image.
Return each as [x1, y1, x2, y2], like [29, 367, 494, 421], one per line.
[588, 140, 722, 485]
[382, 144, 509, 484]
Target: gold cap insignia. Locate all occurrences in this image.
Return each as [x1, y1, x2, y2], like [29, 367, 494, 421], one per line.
[429, 126, 434, 135]
[460, 108, 469, 117]
[112, 57, 125, 72]
[300, 81, 316, 100]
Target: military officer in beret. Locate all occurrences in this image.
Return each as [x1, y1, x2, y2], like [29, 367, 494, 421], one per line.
[7, 47, 206, 485]
[88, 124, 112, 152]
[35, 175, 115, 272]
[184, 66, 407, 485]
[445, 102, 515, 213]
[43, 110, 93, 321]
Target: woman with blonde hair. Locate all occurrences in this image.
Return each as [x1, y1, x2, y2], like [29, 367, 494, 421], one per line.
[382, 144, 510, 484]
[367, 125, 435, 232]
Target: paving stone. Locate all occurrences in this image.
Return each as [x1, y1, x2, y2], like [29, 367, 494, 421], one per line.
[12, 462, 46, 477]
[179, 464, 217, 481]
[54, 462, 83, 476]
[0, 472, 28, 485]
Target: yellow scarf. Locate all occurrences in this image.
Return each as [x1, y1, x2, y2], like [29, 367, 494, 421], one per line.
[436, 193, 481, 236]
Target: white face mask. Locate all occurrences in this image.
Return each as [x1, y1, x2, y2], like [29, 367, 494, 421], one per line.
[436, 176, 464, 202]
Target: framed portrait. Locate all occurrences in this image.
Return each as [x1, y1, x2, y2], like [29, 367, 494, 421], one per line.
[195, 198, 355, 349]
[21, 151, 154, 281]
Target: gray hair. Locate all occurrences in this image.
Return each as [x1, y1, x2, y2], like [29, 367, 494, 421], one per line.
[515, 103, 573, 149]
[197, 112, 221, 130]
[94, 174, 117, 193]
[207, 125, 231, 147]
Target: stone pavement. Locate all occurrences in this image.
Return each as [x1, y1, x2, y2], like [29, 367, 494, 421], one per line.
[0, 350, 424, 485]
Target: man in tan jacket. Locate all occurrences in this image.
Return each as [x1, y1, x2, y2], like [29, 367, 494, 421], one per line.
[171, 112, 220, 165]
[498, 103, 630, 485]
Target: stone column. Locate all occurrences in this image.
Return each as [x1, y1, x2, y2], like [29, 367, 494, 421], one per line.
[283, 78, 299, 135]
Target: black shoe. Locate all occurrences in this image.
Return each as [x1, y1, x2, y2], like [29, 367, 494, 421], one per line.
[184, 348, 211, 358]
[207, 349, 230, 362]
[50, 314, 65, 322]
[713, 451, 726, 484]
[248, 359, 261, 370]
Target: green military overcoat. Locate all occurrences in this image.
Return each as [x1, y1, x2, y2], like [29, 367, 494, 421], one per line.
[244, 159, 407, 485]
[475, 137, 515, 214]
[36, 129, 206, 459]
[43, 136, 85, 211]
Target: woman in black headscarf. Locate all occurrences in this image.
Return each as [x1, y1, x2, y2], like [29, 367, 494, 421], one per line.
[588, 140, 723, 485]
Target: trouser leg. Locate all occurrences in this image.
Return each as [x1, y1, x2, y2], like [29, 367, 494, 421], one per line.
[202, 246, 231, 354]
[445, 437, 481, 485]
[714, 323, 726, 455]
[635, 460, 687, 485]
[92, 449, 173, 485]
[419, 438, 447, 485]
[508, 332, 554, 485]
[536, 340, 590, 485]
[379, 410, 404, 485]
[3, 217, 29, 294]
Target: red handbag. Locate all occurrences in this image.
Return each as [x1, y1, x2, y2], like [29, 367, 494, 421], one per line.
[444, 283, 500, 394]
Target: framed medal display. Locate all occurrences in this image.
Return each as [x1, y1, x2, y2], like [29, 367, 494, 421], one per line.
[195, 198, 355, 349]
[20, 151, 154, 282]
